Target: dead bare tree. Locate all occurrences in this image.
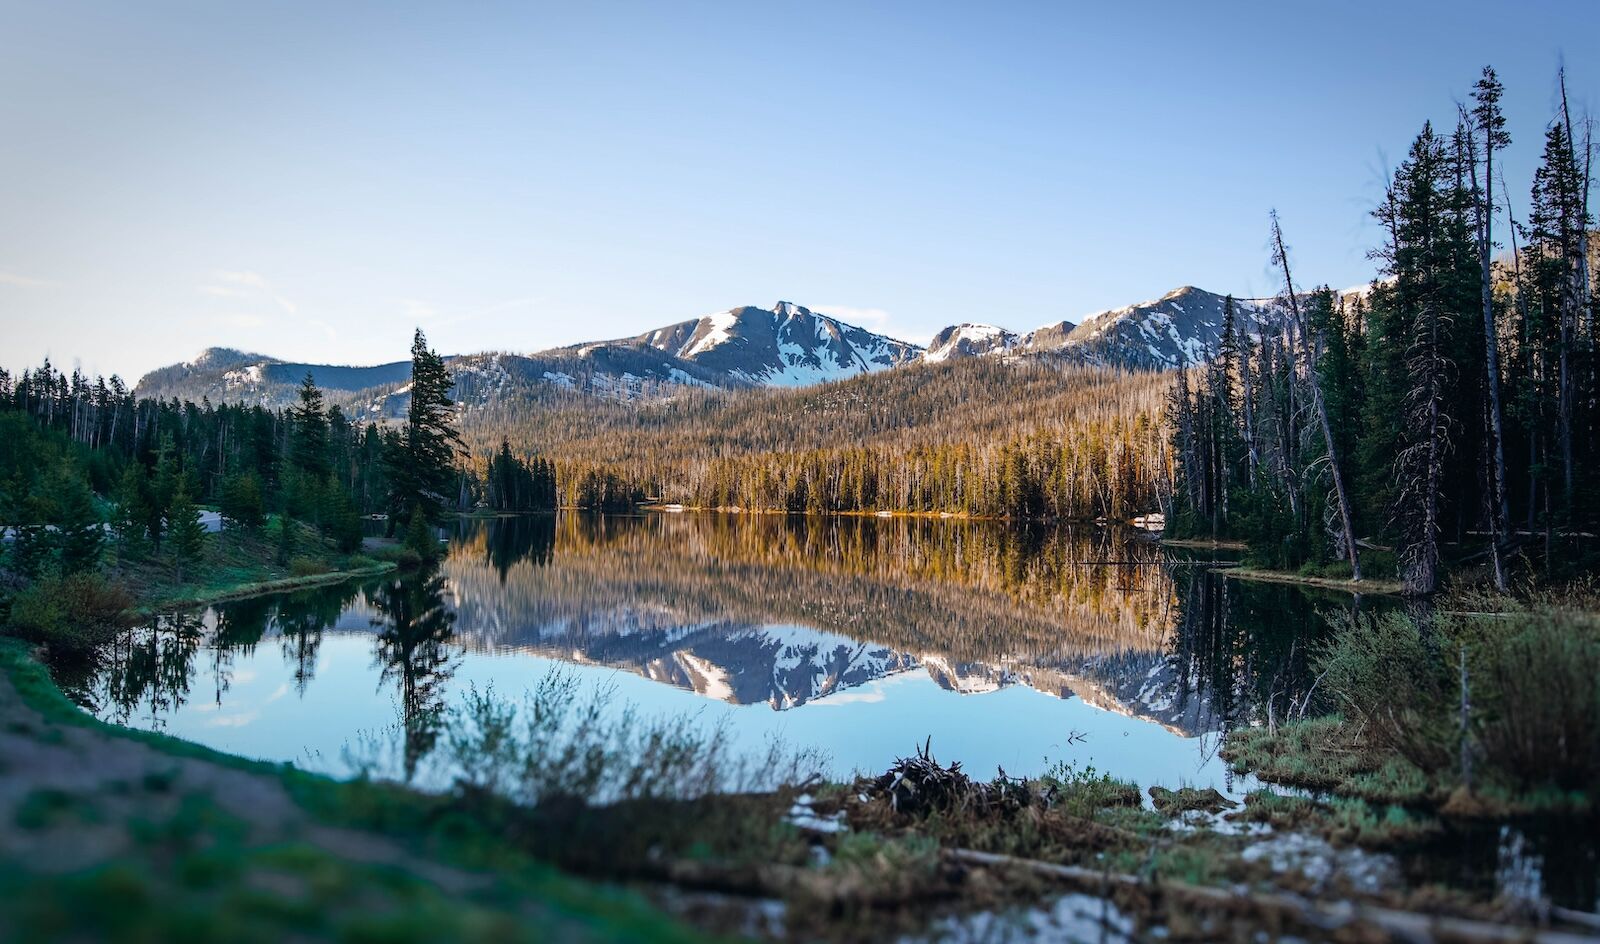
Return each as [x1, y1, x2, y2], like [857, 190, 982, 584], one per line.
[1466, 68, 1512, 590]
[1270, 212, 1363, 581]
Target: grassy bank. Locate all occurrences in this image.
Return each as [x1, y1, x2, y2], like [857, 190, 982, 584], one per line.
[0, 638, 707, 944]
[136, 560, 396, 613]
[2, 517, 402, 660]
[7, 630, 1599, 941]
[114, 517, 398, 612]
[1222, 590, 1600, 819]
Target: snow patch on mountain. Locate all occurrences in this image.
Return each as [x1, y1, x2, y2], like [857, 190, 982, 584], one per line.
[684, 308, 741, 359]
[924, 323, 1020, 363]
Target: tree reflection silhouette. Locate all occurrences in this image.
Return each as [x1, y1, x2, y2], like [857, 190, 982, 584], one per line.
[1165, 568, 1382, 728]
[484, 515, 556, 582]
[369, 566, 459, 782]
[96, 614, 205, 728]
[272, 581, 363, 694]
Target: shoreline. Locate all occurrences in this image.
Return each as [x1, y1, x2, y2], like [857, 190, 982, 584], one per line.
[136, 561, 399, 615]
[8, 634, 1588, 942]
[1158, 536, 1249, 550]
[632, 503, 1150, 526]
[1222, 565, 1405, 596]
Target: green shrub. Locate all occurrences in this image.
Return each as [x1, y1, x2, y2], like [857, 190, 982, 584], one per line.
[1317, 611, 1455, 772]
[3, 572, 132, 657]
[1470, 614, 1600, 792]
[403, 506, 437, 563]
[438, 676, 822, 806]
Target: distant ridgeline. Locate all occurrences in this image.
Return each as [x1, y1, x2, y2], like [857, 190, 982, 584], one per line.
[133, 293, 1300, 418]
[121, 291, 1344, 521]
[1168, 66, 1600, 595]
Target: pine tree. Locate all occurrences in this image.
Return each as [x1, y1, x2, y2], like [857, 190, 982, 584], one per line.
[288, 373, 330, 480]
[167, 479, 206, 582]
[111, 463, 151, 560]
[1367, 122, 1482, 593]
[149, 433, 178, 550]
[320, 482, 364, 553]
[220, 470, 265, 531]
[283, 374, 330, 523]
[54, 467, 103, 573]
[1529, 120, 1591, 521]
[387, 330, 462, 527]
[404, 504, 437, 561]
[1469, 66, 1513, 590]
[4, 482, 53, 578]
[276, 513, 296, 565]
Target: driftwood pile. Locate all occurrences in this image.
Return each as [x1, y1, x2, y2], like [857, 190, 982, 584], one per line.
[868, 738, 1055, 818]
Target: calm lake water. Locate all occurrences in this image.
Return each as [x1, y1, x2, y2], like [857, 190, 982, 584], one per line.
[53, 511, 1599, 910]
[60, 513, 1347, 794]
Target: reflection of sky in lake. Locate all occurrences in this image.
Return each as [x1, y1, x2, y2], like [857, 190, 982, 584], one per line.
[67, 513, 1600, 913]
[79, 514, 1314, 795]
[103, 629, 1248, 796]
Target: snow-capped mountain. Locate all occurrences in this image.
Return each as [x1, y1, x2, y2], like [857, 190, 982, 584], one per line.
[923, 323, 1021, 363]
[1039, 286, 1274, 369]
[447, 610, 1214, 732]
[136, 348, 416, 407]
[923, 285, 1379, 370]
[612, 300, 923, 386]
[135, 345, 734, 417]
[135, 283, 1368, 410]
[920, 287, 1275, 370]
[134, 301, 920, 408]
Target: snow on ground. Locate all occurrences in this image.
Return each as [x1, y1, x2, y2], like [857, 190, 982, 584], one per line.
[909, 893, 1138, 944]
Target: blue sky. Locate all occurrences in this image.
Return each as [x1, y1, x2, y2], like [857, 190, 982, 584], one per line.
[1, 0, 1594, 380]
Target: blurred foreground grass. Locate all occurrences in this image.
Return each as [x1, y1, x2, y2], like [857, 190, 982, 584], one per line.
[0, 638, 708, 944]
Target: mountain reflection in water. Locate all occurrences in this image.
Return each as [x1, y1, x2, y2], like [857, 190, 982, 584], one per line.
[61, 513, 1353, 789]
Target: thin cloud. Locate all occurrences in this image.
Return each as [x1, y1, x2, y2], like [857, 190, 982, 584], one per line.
[812, 303, 923, 344]
[213, 270, 270, 289]
[0, 270, 54, 288]
[199, 268, 300, 321]
[399, 298, 438, 322]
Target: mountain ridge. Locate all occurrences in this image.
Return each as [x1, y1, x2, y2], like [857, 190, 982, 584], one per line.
[132, 284, 1353, 412]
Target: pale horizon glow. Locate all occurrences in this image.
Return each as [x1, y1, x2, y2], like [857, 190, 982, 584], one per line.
[0, 1, 1595, 382]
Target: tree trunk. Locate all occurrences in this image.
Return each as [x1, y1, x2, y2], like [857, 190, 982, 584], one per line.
[1467, 115, 1511, 591]
[1272, 214, 1363, 581]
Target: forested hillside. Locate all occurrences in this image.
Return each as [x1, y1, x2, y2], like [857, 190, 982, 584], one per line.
[460, 356, 1172, 520]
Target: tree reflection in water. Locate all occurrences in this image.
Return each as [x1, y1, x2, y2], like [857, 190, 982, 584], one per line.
[369, 565, 459, 782]
[464, 513, 556, 584]
[272, 582, 362, 694]
[94, 614, 206, 728]
[1165, 565, 1389, 729]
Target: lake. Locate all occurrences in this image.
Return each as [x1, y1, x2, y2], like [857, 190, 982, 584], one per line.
[59, 512, 1347, 796]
